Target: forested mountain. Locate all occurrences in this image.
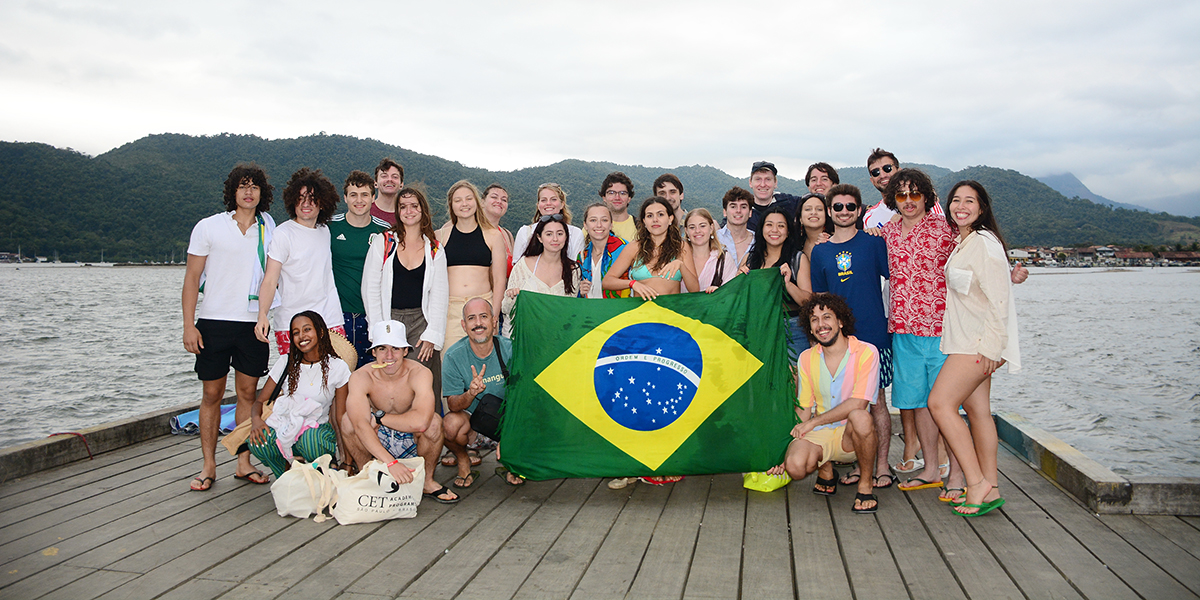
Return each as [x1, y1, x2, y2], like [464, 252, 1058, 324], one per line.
[1, 133, 1197, 261]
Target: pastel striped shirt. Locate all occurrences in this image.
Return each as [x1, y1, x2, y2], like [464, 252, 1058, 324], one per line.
[797, 336, 880, 431]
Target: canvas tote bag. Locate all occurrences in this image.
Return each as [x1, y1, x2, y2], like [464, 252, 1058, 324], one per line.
[270, 454, 335, 522]
[329, 457, 424, 525]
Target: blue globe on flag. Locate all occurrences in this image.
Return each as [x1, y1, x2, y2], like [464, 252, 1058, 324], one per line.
[593, 323, 703, 431]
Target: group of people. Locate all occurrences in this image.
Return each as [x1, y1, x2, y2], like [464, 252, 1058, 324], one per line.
[182, 149, 1023, 516]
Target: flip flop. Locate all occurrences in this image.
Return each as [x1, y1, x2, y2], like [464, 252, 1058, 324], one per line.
[898, 478, 943, 491]
[939, 487, 965, 503]
[423, 485, 461, 504]
[957, 497, 1005, 517]
[453, 470, 480, 489]
[873, 473, 896, 489]
[496, 466, 526, 487]
[234, 471, 270, 484]
[893, 457, 924, 473]
[812, 475, 838, 496]
[839, 471, 861, 486]
[639, 475, 684, 485]
[852, 492, 878, 514]
[190, 476, 215, 492]
[441, 452, 484, 468]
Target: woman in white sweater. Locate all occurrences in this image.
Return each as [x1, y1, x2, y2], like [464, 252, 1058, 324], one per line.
[501, 215, 581, 337]
[928, 180, 1020, 518]
[362, 187, 450, 397]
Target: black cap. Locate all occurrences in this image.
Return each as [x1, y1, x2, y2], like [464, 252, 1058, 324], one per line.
[751, 161, 777, 176]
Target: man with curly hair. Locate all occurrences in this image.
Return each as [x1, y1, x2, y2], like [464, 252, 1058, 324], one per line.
[599, 171, 637, 242]
[255, 168, 346, 354]
[181, 163, 278, 490]
[770, 293, 880, 514]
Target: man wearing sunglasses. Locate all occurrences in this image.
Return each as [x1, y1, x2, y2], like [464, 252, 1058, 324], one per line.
[809, 183, 896, 489]
[863, 148, 945, 229]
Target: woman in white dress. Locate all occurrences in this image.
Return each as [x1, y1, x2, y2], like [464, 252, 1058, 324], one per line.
[501, 215, 581, 337]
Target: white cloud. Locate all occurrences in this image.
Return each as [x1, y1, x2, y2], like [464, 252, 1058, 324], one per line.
[1, 0, 1197, 204]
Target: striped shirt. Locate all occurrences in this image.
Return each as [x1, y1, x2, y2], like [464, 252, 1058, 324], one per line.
[797, 335, 879, 431]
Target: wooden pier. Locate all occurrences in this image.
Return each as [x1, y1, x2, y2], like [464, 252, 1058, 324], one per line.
[1, 433, 1198, 600]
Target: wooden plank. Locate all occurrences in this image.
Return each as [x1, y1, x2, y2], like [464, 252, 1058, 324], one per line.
[787, 473, 852, 600]
[0, 441, 208, 529]
[626, 476, 709, 600]
[881, 485, 960, 599]
[0, 564, 99, 600]
[740, 486, 795, 600]
[1140, 515, 1200, 561]
[1183, 516, 1200, 532]
[0, 471, 244, 591]
[512, 478, 631, 600]
[992, 462, 1138, 600]
[962, 496, 1084, 599]
[400, 478, 563, 599]
[456, 478, 599, 600]
[568, 481, 670, 600]
[0, 434, 192, 500]
[682, 473, 746, 600]
[1099, 514, 1200, 596]
[906, 481, 1025, 599]
[66, 481, 269, 570]
[154, 577, 237, 600]
[90, 511, 296, 600]
[998, 449, 1198, 599]
[0, 446, 235, 552]
[217, 520, 389, 600]
[191, 517, 338, 584]
[32, 567, 140, 600]
[342, 474, 518, 598]
[829, 486, 907, 600]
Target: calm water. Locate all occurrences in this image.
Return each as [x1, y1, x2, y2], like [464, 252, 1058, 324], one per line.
[1, 265, 1197, 477]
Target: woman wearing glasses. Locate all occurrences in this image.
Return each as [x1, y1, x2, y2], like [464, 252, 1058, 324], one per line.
[435, 180, 507, 351]
[501, 214, 581, 337]
[511, 183, 585, 261]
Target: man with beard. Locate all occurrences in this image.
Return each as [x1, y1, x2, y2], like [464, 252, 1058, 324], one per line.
[770, 293, 880, 514]
[441, 299, 515, 486]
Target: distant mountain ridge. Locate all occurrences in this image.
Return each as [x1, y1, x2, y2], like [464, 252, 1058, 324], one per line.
[1036, 173, 1150, 213]
[1, 133, 1198, 261]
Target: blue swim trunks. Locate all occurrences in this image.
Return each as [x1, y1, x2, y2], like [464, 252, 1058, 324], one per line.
[376, 424, 418, 459]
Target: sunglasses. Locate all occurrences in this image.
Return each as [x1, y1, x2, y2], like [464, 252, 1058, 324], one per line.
[894, 191, 924, 202]
[538, 213, 565, 223]
[831, 202, 859, 212]
[870, 164, 896, 178]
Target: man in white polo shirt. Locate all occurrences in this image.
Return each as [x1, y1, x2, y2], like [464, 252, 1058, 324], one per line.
[182, 164, 279, 490]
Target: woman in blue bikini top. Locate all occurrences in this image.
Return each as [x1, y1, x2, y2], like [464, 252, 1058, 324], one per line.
[602, 196, 698, 300]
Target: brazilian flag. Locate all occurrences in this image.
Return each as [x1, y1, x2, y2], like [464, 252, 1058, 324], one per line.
[501, 269, 795, 480]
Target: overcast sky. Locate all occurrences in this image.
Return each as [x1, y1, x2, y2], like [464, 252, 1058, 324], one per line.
[2, 1, 1197, 205]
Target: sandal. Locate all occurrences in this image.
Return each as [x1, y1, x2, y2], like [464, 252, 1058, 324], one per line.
[852, 492, 878, 514]
[873, 472, 896, 489]
[453, 470, 479, 489]
[496, 466, 525, 487]
[812, 475, 837, 496]
[639, 475, 684, 485]
[608, 476, 637, 490]
[893, 457, 924, 473]
[234, 470, 270, 484]
[898, 478, 943, 491]
[939, 487, 965, 503]
[190, 476, 215, 492]
[423, 485, 461, 504]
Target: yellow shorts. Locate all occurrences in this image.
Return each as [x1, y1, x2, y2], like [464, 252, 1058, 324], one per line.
[803, 426, 856, 465]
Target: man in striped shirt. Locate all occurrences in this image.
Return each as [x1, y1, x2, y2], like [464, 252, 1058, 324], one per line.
[770, 293, 880, 513]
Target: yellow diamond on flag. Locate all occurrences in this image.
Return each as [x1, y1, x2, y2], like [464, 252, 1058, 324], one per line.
[534, 302, 762, 470]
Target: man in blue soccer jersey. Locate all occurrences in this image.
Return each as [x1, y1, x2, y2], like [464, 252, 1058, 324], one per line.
[809, 184, 895, 489]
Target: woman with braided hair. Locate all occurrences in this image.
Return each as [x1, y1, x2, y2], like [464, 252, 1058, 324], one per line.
[247, 311, 352, 479]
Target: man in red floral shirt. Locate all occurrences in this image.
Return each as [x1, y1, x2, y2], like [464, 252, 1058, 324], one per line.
[880, 169, 957, 495]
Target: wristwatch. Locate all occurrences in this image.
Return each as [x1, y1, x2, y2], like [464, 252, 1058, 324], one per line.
[372, 409, 384, 426]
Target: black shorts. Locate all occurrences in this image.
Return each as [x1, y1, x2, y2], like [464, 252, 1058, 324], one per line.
[194, 319, 269, 381]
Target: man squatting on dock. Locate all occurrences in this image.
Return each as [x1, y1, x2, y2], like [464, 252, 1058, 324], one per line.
[183, 153, 1025, 515]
